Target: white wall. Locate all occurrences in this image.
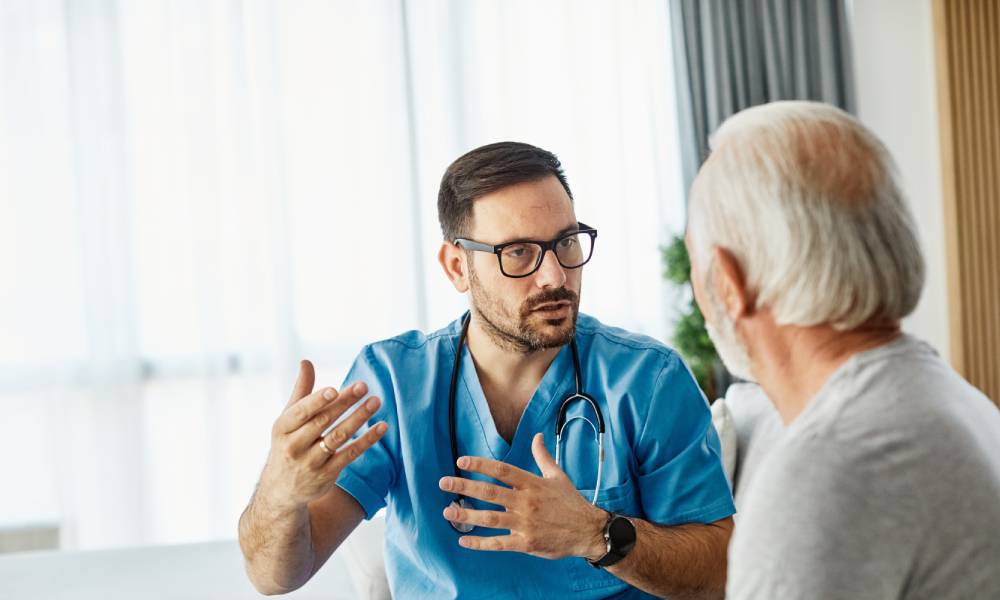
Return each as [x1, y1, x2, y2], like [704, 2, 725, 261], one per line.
[851, 0, 950, 361]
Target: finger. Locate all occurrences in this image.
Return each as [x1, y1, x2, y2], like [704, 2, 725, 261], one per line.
[457, 455, 534, 488]
[457, 534, 521, 553]
[530, 433, 564, 479]
[322, 421, 389, 473]
[287, 385, 376, 454]
[438, 476, 515, 508]
[303, 395, 382, 467]
[277, 381, 368, 436]
[442, 505, 515, 531]
[275, 385, 339, 435]
[286, 360, 315, 407]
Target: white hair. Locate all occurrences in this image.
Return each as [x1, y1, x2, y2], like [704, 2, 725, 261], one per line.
[688, 101, 925, 331]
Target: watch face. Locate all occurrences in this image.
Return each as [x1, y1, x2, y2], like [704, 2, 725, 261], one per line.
[608, 516, 637, 553]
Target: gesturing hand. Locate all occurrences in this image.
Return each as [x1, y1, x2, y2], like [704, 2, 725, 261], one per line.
[438, 432, 608, 561]
[257, 360, 388, 511]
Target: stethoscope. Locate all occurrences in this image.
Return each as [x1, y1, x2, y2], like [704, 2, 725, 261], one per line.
[446, 316, 605, 533]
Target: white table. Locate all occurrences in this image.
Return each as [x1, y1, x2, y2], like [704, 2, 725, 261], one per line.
[0, 539, 354, 600]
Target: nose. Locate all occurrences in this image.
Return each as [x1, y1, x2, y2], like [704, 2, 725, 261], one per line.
[534, 249, 567, 289]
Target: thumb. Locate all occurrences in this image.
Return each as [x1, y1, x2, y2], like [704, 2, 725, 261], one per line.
[287, 359, 316, 407]
[531, 432, 563, 479]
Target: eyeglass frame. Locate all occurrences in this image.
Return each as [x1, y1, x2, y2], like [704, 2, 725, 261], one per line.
[453, 222, 598, 279]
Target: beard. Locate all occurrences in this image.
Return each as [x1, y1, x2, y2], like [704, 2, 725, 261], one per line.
[468, 263, 580, 354]
[703, 269, 755, 382]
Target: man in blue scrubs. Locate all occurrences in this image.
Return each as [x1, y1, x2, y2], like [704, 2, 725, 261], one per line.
[239, 142, 735, 598]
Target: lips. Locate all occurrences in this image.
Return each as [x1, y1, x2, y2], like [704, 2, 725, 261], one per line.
[532, 301, 571, 312]
[520, 289, 579, 319]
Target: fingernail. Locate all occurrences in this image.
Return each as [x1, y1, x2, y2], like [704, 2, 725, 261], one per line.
[365, 397, 380, 411]
[376, 422, 388, 434]
[439, 477, 452, 491]
[443, 506, 456, 519]
[323, 388, 335, 400]
[457, 457, 469, 469]
[354, 383, 366, 395]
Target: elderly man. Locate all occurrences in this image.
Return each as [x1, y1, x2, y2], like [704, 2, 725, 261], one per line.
[686, 101, 1000, 598]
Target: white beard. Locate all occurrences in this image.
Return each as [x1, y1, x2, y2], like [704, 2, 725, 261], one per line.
[705, 297, 756, 383]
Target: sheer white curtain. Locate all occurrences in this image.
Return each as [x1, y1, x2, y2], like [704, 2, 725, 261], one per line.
[0, 0, 685, 551]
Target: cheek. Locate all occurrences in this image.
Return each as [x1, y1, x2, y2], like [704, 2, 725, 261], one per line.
[476, 265, 525, 302]
[690, 265, 713, 321]
[565, 268, 583, 291]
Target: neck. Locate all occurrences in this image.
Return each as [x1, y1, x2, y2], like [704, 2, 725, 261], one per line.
[750, 319, 902, 425]
[464, 315, 562, 395]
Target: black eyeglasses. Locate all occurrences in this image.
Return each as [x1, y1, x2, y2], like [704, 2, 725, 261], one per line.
[454, 223, 598, 278]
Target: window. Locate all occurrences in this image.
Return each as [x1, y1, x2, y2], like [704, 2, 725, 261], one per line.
[0, 0, 684, 550]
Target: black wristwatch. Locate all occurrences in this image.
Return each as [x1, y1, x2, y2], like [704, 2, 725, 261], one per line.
[587, 512, 637, 569]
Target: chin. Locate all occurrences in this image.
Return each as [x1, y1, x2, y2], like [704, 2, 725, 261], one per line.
[526, 316, 576, 347]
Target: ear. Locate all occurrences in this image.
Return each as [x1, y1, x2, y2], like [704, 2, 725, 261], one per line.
[438, 242, 470, 293]
[711, 246, 751, 320]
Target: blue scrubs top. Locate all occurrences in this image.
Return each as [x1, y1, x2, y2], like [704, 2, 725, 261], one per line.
[336, 313, 735, 599]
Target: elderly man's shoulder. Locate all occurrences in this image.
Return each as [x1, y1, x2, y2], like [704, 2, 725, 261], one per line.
[805, 334, 999, 453]
[750, 333, 1000, 512]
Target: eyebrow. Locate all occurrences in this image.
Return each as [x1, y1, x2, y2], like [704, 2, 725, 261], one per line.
[493, 223, 582, 246]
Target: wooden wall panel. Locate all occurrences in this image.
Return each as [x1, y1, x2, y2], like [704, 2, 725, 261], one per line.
[933, 0, 1000, 405]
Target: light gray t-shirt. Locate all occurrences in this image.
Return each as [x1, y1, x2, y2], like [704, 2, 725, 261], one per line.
[727, 335, 1000, 599]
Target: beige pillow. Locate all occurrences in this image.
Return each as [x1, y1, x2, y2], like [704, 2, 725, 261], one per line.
[710, 398, 738, 485]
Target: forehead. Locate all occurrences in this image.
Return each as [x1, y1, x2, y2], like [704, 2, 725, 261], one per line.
[468, 175, 577, 241]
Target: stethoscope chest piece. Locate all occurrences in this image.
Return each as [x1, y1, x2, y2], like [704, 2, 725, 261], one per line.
[447, 498, 475, 533]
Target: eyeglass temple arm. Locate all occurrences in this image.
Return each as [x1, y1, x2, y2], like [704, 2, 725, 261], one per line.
[453, 239, 496, 253]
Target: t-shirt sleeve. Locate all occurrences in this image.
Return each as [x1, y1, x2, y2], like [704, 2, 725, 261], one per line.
[334, 344, 400, 519]
[634, 352, 736, 524]
[727, 438, 918, 599]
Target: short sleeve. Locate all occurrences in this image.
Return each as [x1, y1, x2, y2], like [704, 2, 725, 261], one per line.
[633, 353, 736, 525]
[334, 345, 400, 519]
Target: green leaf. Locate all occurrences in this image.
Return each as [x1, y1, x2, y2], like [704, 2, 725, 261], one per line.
[661, 235, 691, 285]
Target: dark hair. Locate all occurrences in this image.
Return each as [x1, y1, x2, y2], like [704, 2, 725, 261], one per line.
[437, 141, 573, 240]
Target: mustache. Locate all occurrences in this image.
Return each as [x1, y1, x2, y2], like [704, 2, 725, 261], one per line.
[521, 288, 579, 316]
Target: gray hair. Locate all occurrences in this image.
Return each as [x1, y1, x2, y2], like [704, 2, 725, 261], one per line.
[687, 101, 925, 331]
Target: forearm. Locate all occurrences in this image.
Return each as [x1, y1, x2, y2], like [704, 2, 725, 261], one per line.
[238, 487, 315, 595]
[599, 517, 731, 600]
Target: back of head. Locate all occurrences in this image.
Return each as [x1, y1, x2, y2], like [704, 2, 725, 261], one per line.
[688, 101, 926, 331]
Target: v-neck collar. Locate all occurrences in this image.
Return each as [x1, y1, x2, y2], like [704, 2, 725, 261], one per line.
[455, 327, 574, 461]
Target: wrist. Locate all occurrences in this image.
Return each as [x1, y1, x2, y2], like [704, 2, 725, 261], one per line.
[580, 505, 611, 562]
[255, 484, 306, 518]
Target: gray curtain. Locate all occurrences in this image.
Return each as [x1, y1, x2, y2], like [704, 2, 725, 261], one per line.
[670, 0, 856, 187]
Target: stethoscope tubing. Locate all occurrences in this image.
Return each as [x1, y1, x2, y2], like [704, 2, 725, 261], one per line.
[447, 315, 606, 532]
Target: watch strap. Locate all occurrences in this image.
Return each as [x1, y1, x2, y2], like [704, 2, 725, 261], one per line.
[587, 512, 635, 569]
